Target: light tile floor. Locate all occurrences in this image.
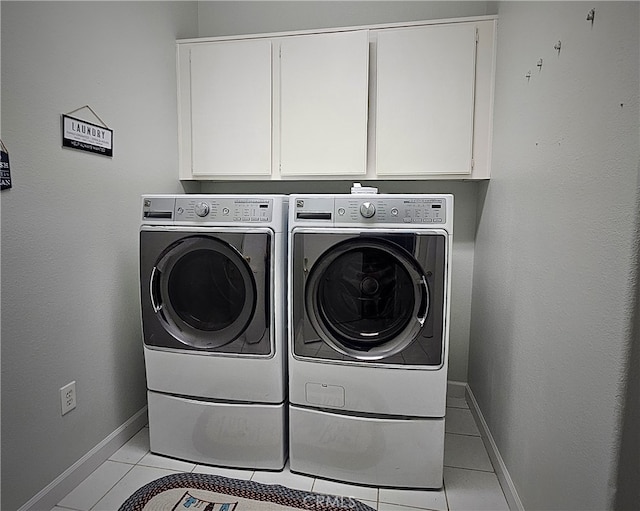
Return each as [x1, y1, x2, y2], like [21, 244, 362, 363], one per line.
[52, 395, 510, 511]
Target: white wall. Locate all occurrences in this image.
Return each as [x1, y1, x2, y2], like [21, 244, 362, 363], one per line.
[197, 0, 495, 36]
[469, 2, 639, 510]
[196, 0, 496, 383]
[0, 2, 197, 509]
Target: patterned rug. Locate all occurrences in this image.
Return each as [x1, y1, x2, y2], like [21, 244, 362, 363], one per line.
[118, 472, 376, 511]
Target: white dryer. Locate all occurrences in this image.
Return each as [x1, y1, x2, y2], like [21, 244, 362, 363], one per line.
[140, 194, 288, 470]
[288, 193, 453, 488]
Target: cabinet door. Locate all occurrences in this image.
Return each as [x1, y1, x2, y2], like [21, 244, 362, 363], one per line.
[279, 30, 369, 176]
[376, 24, 477, 175]
[189, 40, 272, 176]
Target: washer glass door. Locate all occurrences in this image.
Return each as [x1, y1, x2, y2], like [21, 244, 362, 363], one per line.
[305, 237, 428, 360]
[292, 231, 446, 365]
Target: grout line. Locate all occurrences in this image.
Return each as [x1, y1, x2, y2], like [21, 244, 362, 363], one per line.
[134, 462, 185, 472]
[106, 459, 140, 467]
[445, 431, 483, 438]
[55, 459, 137, 511]
[443, 466, 496, 475]
[443, 462, 495, 474]
[87, 462, 136, 511]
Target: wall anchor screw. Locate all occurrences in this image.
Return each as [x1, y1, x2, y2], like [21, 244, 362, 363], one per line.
[554, 41, 562, 55]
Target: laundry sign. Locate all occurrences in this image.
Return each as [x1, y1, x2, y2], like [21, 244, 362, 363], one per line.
[62, 114, 113, 157]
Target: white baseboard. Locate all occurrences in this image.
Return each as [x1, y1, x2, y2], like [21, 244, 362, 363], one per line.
[18, 406, 148, 511]
[465, 385, 524, 511]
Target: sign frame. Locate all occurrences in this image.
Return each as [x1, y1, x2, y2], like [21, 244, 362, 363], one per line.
[61, 114, 113, 157]
[1, 139, 11, 190]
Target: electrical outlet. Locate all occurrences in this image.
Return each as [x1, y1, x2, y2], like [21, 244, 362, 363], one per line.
[60, 381, 77, 415]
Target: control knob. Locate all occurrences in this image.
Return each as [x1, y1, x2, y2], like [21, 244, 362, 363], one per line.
[360, 202, 376, 218]
[194, 202, 210, 217]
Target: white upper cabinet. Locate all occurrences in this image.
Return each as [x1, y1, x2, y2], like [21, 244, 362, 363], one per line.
[180, 39, 272, 177]
[375, 23, 477, 176]
[177, 16, 496, 181]
[278, 30, 369, 176]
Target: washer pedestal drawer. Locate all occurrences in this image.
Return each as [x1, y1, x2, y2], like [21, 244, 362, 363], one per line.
[289, 405, 444, 489]
[147, 391, 287, 470]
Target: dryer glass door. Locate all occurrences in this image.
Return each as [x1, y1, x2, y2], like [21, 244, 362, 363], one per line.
[164, 241, 251, 330]
[141, 231, 271, 354]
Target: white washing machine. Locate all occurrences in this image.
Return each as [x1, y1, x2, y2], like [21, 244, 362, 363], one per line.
[140, 194, 288, 470]
[288, 193, 453, 488]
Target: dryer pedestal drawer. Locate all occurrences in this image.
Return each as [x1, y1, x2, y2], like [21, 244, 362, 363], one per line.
[148, 391, 287, 470]
[289, 405, 444, 488]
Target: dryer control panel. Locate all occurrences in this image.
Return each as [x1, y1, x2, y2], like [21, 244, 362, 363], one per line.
[143, 196, 273, 223]
[293, 196, 448, 225]
[175, 197, 273, 223]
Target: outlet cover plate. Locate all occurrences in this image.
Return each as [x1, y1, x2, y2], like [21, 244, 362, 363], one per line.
[60, 381, 76, 415]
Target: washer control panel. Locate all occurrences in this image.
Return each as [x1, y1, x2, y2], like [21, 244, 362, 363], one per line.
[294, 196, 447, 224]
[143, 197, 273, 223]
